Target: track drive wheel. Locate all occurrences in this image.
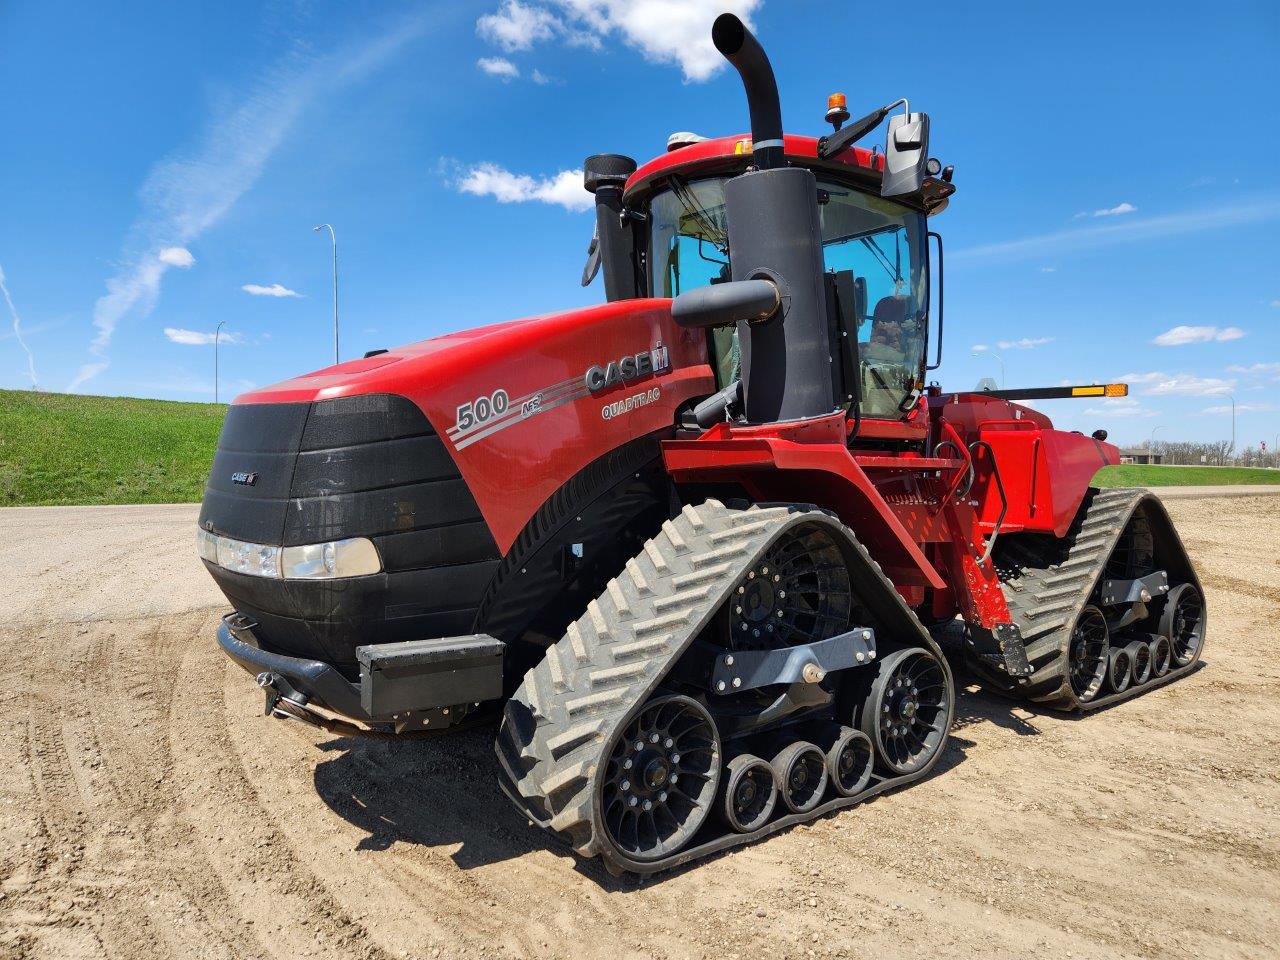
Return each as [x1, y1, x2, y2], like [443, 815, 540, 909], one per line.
[1162, 583, 1205, 668]
[855, 647, 953, 775]
[599, 694, 720, 863]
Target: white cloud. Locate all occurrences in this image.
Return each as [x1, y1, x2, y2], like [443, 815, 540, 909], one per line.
[1144, 374, 1236, 397]
[952, 196, 1280, 265]
[0, 263, 37, 389]
[1083, 396, 1157, 418]
[475, 0, 762, 82]
[531, 68, 554, 84]
[1226, 362, 1280, 378]
[1202, 402, 1273, 414]
[1039, 266, 1056, 273]
[477, 56, 520, 79]
[477, 0, 558, 51]
[996, 337, 1053, 350]
[453, 161, 593, 212]
[1270, 299, 1280, 308]
[1090, 202, 1137, 217]
[164, 327, 243, 346]
[971, 344, 989, 352]
[157, 246, 196, 268]
[241, 282, 302, 298]
[1152, 325, 1246, 345]
[67, 15, 429, 392]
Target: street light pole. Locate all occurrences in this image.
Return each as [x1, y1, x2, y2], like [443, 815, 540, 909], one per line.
[971, 352, 1005, 387]
[1149, 424, 1165, 462]
[214, 319, 227, 404]
[313, 223, 338, 364]
[1229, 394, 1236, 460]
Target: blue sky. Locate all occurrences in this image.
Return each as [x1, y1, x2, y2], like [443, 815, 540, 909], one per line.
[1, 0, 1277, 447]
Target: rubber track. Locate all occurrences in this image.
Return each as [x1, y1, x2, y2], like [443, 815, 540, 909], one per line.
[495, 498, 945, 874]
[995, 487, 1203, 711]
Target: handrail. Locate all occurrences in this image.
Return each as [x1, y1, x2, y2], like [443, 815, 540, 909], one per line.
[969, 439, 1007, 566]
[932, 421, 975, 509]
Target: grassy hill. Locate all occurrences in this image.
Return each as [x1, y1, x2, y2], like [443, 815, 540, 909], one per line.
[1092, 464, 1280, 488]
[0, 389, 225, 506]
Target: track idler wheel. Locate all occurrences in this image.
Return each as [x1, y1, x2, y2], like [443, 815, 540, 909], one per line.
[1107, 647, 1132, 694]
[719, 754, 777, 833]
[824, 726, 873, 798]
[856, 647, 953, 775]
[770, 742, 828, 814]
[1162, 583, 1205, 668]
[1123, 639, 1152, 685]
[1068, 605, 1110, 704]
[599, 694, 720, 863]
[1149, 634, 1172, 677]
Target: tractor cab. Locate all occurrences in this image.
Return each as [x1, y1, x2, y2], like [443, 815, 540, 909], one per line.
[586, 122, 954, 435]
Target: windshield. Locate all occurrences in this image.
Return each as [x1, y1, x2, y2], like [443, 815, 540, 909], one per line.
[648, 176, 928, 419]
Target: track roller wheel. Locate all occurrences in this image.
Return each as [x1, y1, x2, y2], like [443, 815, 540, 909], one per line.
[1149, 634, 1172, 677]
[599, 694, 720, 863]
[1107, 647, 1132, 694]
[1068, 605, 1110, 704]
[719, 754, 777, 833]
[1123, 639, 1151, 685]
[770, 742, 827, 814]
[824, 727, 873, 798]
[1162, 583, 1205, 668]
[856, 647, 953, 775]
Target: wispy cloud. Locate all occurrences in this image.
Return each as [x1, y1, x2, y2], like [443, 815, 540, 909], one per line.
[1226, 362, 1280, 378]
[1083, 396, 1158, 418]
[1076, 202, 1137, 218]
[997, 336, 1053, 350]
[1152, 325, 1245, 346]
[953, 196, 1280, 264]
[164, 327, 243, 346]
[1203, 402, 1273, 414]
[477, 56, 520, 79]
[0, 263, 38, 388]
[241, 282, 302, 298]
[451, 161, 592, 211]
[1119, 371, 1237, 397]
[67, 14, 430, 392]
[475, 0, 762, 82]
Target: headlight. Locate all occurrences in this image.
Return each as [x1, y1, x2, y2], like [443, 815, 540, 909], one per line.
[282, 538, 382, 579]
[197, 529, 381, 580]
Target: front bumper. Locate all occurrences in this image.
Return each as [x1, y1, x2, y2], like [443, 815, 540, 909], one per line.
[216, 613, 504, 734]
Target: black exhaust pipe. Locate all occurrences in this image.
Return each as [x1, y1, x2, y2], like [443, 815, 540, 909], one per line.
[711, 14, 784, 170]
[714, 14, 834, 423]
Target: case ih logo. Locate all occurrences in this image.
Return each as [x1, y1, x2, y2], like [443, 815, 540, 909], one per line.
[584, 345, 669, 393]
[231, 471, 258, 486]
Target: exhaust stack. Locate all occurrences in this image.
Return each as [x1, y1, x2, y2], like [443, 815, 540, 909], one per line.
[713, 14, 834, 423]
[583, 154, 639, 301]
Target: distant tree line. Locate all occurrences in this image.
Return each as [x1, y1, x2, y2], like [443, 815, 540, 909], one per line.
[1138, 440, 1276, 467]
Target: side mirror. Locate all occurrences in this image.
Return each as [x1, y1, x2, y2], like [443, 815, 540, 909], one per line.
[882, 111, 929, 197]
[670, 278, 779, 329]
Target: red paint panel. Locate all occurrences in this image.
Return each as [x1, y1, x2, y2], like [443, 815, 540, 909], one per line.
[235, 299, 715, 553]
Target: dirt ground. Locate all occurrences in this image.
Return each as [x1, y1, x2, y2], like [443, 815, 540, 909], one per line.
[2, 497, 1278, 960]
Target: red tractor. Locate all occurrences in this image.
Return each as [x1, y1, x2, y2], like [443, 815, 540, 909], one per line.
[199, 15, 1206, 875]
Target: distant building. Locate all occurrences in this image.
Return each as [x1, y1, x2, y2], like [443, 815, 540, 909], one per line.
[1119, 449, 1164, 465]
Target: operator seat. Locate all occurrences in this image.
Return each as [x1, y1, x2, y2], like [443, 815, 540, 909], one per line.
[865, 295, 910, 361]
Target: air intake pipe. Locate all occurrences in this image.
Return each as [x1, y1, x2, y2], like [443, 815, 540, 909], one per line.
[712, 14, 835, 422]
[583, 154, 639, 301]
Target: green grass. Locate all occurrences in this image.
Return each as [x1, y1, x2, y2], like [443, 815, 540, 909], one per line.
[0, 389, 225, 506]
[1093, 464, 1280, 488]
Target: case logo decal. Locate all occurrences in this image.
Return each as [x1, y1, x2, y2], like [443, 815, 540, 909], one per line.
[584, 344, 669, 393]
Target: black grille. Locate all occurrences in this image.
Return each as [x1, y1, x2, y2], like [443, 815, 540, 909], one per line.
[199, 393, 500, 676]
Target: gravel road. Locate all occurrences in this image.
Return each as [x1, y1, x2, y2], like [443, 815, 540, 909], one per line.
[2, 496, 1277, 960]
